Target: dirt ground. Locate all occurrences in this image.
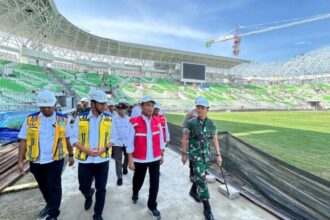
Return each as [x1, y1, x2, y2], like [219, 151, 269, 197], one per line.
[0, 172, 44, 220]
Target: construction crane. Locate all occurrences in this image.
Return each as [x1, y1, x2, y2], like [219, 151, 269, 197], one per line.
[206, 13, 330, 56]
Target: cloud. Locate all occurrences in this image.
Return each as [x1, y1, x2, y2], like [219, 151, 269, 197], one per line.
[80, 17, 212, 42]
[294, 41, 308, 45]
[196, 0, 257, 15]
[55, 0, 232, 52]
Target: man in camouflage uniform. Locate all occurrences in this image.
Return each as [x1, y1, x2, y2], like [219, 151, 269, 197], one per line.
[182, 97, 222, 220]
[182, 96, 202, 182]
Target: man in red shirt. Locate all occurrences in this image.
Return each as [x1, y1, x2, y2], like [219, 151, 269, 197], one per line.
[127, 96, 165, 220]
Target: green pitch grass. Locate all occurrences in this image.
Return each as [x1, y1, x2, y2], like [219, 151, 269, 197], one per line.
[166, 111, 330, 181]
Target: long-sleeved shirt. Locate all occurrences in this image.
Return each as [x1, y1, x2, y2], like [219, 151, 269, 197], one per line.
[126, 114, 165, 163]
[70, 111, 118, 164]
[112, 114, 130, 147]
[18, 112, 71, 164]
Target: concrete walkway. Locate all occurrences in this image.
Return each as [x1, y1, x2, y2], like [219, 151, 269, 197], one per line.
[59, 148, 277, 220]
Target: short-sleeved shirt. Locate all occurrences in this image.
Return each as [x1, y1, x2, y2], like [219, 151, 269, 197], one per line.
[112, 114, 131, 147]
[18, 112, 72, 164]
[70, 111, 118, 164]
[184, 117, 217, 163]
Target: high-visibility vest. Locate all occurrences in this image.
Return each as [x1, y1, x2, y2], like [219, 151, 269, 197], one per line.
[74, 112, 112, 161]
[157, 114, 167, 142]
[26, 112, 68, 162]
[129, 115, 161, 160]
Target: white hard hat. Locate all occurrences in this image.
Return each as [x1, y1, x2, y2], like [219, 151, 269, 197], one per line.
[154, 102, 161, 109]
[119, 98, 127, 103]
[108, 100, 116, 106]
[80, 97, 89, 103]
[89, 90, 107, 103]
[36, 90, 57, 107]
[194, 96, 204, 104]
[195, 97, 210, 108]
[140, 95, 155, 104]
[77, 101, 82, 105]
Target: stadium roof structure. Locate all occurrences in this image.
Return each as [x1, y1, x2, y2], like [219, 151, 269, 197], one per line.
[0, 0, 248, 68]
[223, 47, 330, 78]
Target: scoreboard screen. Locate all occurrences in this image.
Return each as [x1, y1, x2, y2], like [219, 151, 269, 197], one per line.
[181, 63, 206, 82]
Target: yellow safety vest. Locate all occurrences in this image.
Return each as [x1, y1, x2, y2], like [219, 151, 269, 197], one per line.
[26, 112, 68, 162]
[74, 113, 112, 160]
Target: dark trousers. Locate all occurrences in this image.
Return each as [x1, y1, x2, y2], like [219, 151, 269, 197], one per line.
[30, 159, 64, 218]
[189, 160, 194, 177]
[113, 146, 128, 179]
[78, 161, 109, 217]
[133, 160, 160, 210]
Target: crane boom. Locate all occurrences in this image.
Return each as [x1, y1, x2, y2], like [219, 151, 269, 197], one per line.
[206, 13, 330, 52]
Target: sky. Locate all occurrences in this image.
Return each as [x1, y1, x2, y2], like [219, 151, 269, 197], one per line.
[54, 0, 330, 62]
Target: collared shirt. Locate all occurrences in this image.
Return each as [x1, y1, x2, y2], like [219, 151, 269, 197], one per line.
[70, 111, 118, 164]
[127, 114, 165, 163]
[183, 117, 217, 163]
[131, 106, 141, 117]
[112, 114, 130, 147]
[18, 112, 72, 164]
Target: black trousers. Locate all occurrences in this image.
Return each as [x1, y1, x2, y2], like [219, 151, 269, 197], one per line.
[30, 159, 64, 218]
[78, 161, 109, 217]
[133, 160, 160, 210]
[189, 160, 194, 177]
[113, 146, 128, 179]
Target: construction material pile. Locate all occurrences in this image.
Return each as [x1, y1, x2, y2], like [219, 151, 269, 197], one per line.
[0, 144, 29, 192]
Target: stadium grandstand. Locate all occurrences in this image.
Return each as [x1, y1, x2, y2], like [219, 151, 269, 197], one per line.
[0, 1, 329, 113]
[0, 5, 329, 113]
[0, 1, 329, 220]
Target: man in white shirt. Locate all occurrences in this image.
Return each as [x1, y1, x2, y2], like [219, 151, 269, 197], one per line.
[70, 90, 118, 220]
[112, 103, 130, 186]
[106, 100, 118, 117]
[17, 90, 74, 220]
[131, 102, 141, 117]
[127, 95, 165, 220]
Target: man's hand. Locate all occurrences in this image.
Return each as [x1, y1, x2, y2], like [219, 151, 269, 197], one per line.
[84, 148, 99, 157]
[96, 147, 107, 157]
[217, 155, 223, 166]
[181, 153, 187, 165]
[105, 143, 112, 149]
[160, 155, 164, 165]
[128, 158, 135, 171]
[68, 156, 74, 166]
[17, 161, 24, 174]
[17, 161, 25, 174]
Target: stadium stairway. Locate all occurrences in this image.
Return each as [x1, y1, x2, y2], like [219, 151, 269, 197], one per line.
[46, 68, 75, 97]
